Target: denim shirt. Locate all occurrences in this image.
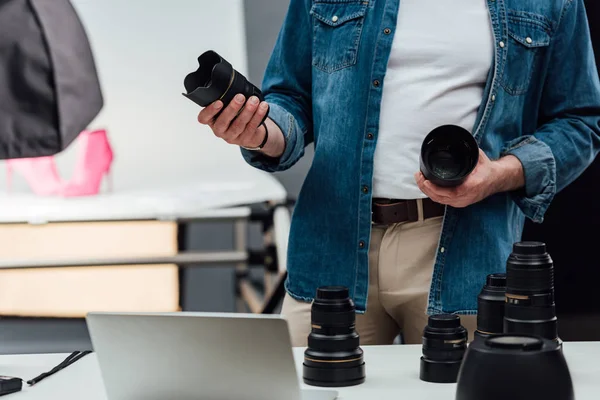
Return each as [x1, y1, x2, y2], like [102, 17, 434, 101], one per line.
[242, 0, 600, 314]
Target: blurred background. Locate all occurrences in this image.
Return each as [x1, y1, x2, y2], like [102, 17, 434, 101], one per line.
[0, 0, 597, 354]
[0, 0, 295, 354]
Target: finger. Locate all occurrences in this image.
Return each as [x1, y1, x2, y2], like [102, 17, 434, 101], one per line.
[415, 176, 439, 200]
[414, 172, 426, 187]
[228, 96, 261, 138]
[198, 101, 223, 125]
[240, 101, 269, 141]
[422, 180, 456, 201]
[418, 184, 447, 205]
[241, 123, 268, 149]
[213, 94, 246, 135]
[478, 148, 489, 162]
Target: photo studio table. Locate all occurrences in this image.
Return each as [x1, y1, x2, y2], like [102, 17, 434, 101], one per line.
[0, 167, 291, 315]
[1, 342, 598, 399]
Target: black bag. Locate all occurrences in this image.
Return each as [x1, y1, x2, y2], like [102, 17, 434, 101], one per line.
[0, 0, 103, 159]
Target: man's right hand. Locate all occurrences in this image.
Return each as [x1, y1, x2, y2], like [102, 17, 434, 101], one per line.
[197, 93, 285, 158]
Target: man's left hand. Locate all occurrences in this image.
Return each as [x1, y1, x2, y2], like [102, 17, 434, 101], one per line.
[414, 149, 525, 208]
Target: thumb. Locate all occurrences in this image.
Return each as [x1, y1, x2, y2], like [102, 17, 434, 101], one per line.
[478, 148, 490, 163]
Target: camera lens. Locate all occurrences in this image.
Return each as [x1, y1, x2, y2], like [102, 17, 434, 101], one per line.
[456, 334, 574, 400]
[183, 50, 268, 120]
[419, 314, 467, 384]
[420, 125, 479, 187]
[504, 242, 559, 343]
[474, 273, 506, 340]
[302, 286, 365, 388]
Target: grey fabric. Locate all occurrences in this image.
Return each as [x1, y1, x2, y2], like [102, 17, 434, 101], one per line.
[0, 0, 102, 159]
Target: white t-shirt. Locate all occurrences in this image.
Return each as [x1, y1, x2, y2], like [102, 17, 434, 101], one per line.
[372, 0, 494, 199]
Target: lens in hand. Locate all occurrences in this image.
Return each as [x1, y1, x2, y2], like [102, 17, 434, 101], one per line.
[420, 125, 479, 187]
[183, 50, 268, 120]
[456, 335, 574, 400]
[303, 286, 366, 388]
[504, 242, 559, 343]
[419, 314, 468, 384]
[474, 273, 506, 340]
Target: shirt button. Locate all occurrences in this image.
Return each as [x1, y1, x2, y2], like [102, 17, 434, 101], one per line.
[499, 41, 505, 48]
[332, 15, 339, 22]
[384, 28, 392, 35]
[526, 37, 533, 44]
[440, 247, 445, 254]
[491, 94, 496, 102]
[359, 241, 365, 249]
[373, 80, 380, 87]
[362, 185, 369, 194]
[367, 132, 374, 140]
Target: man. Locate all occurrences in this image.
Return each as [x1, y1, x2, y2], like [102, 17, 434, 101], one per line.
[198, 0, 600, 346]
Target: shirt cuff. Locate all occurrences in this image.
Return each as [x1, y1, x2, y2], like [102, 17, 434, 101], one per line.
[240, 102, 302, 173]
[501, 135, 557, 223]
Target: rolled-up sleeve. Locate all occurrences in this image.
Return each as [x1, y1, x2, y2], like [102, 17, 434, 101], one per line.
[501, 136, 556, 222]
[502, 0, 600, 223]
[241, 0, 314, 172]
[241, 103, 307, 172]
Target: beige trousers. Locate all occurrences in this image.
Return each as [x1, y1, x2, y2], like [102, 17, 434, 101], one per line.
[282, 202, 476, 346]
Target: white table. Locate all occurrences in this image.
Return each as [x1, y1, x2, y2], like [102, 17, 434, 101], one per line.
[0, 167, 286, 224]
[3, 343, 598, 399]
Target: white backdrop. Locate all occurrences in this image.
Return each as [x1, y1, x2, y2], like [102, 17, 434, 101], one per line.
[4, 0, 260, 193]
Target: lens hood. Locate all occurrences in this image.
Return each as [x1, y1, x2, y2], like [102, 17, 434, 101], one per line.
[183, 51, 235, 107]
[420, 125, 479, 187]
[183, 50, 268, 123]
[456, 335, 574, 400]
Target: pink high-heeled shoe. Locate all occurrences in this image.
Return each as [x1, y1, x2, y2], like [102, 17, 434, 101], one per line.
[61, 129, 114, 197]
[6, 156, 64, 196]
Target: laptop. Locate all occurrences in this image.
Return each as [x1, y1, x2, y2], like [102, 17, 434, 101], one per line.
[86, 312, 338, 400]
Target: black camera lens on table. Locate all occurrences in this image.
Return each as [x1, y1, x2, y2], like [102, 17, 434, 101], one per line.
[183, 50, 269, 122]
[420, 125, 479, 187]
[456, 335, 574, 400]
[504, 242, 560, 345]
[419, 314, 468, 384]
[474, 273, 507, 340]
[303, 286, 366, 388]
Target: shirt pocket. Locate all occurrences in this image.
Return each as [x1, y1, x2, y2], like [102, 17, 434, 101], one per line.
[310, 0, 368, 73]
[501, 11, 552, 96]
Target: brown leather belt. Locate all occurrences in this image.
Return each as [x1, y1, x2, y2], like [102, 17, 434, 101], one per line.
[372, 198, 445, 225]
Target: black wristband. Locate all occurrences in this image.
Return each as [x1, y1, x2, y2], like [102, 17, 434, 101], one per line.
[257, 122, 269, 148]
[242, 123, 269, 151]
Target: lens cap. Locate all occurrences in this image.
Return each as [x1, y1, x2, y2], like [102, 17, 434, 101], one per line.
[487, 273, 507, 287]
[316, 286, 349, 300]
[419, 125, 479, 187]
[512, 241, 547, 256]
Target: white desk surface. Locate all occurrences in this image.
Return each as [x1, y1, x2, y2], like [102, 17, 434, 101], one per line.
[4, 342, 598, 399]
[0, 168, 286, 224]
